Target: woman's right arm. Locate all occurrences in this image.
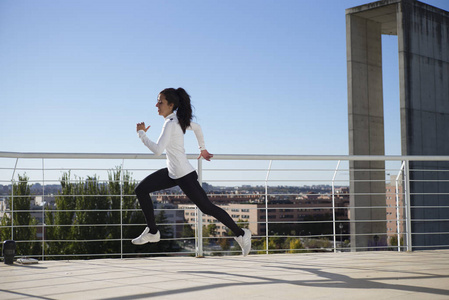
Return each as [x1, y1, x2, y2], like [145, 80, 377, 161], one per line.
[187, 122, 206, 151]
[137, 121, 173, 156]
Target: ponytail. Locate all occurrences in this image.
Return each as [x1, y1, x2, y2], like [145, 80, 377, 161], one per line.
[159, 87, 193, 133]
[175, 88, 193, 133]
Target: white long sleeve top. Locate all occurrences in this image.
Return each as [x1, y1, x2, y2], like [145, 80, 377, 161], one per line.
[138, 113, 206, 179]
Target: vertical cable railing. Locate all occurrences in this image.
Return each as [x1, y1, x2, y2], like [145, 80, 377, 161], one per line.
[42, 158, 45, 260]
[264, 160, 273, 255]
[404, 160, 412, 251]
[120, 159, 124, 259]
[196, 158, 204, 257]
[395, 161, 405, 252]
[332, 160, 341, 253]
[10, 158, 19, 241]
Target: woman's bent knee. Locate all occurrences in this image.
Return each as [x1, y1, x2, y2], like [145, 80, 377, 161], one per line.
[135, 183, 146, 197]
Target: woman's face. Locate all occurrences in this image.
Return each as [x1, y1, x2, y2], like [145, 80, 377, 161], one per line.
[156, 93, 174, 118]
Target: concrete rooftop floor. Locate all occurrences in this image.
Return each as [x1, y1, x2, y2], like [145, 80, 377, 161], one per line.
[1, 250, 449, 300]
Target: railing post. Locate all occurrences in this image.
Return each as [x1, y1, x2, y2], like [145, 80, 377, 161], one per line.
[120, 159, 124, 259]
[265, 160, 272, 255]
[395, 173, 400, 252]
[10, 180, 14, 241]
[11, 158, 19, 241]
[196, 158, 204, 257]
[404, 160, 412, 251]
[332, 160, 341, 253]
[395, 161, 405, 252]
[42, 158, 45, 261]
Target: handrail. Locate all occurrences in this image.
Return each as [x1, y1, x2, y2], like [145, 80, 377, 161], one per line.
[1, 151, 449, 161]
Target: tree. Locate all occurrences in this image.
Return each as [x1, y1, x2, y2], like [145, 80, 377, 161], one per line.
[218, 228, 232, 252]
[107, 167, 123, 253]
[262, 236, 285, 254]
[0, 174, 41, 256]
[181, 224, 195, 239]
[286, 237, 304, 253]
[254, 235, 303, 254]
[204, 223, 218, 237]
[44, 168, 180, 259]
[70, 175, 110, 256]
[108, 167, 147, 255]
[45, 172, 77, 256]
[202, 223, 218, 248]
[389, 235, 404, 248]
[46, 173, 111, 258]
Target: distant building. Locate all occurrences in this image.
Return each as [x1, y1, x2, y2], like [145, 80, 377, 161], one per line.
[34, 195, 56, 207]
[0, 197, 9, 219]
[178, 192, 349, 237]
[385, 175, 404, 244]
[179, 203, 259, 236]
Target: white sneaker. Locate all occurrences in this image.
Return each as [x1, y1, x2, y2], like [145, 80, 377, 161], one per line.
[234, 228, 252, 256]
[132, 227, 160, 245]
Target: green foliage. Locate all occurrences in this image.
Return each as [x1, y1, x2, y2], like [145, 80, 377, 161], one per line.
[257, 236, 285, 254]
[181, 224, 195, 238]
[202, 223, 218, 247]
[389, 235, 404, 247]
[0, 174, 41, 256]
[203, 224, 218, 237]
[45, 172, 111, 257]
[286, 237, 305, 253]
[108, 167, 146, 255]
[218, 228, 232, 251]
[218, 236, 231, 252]
[44, 167, 178, 259]
[45, 172, 77, 256]
[252, 236, 305, 254]
[302, 238, 332, 251]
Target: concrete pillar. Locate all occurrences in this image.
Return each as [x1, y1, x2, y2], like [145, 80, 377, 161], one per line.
[347, 13, 386, 251]
[398, 0, 449, 249]
[347, 0, 449, 250]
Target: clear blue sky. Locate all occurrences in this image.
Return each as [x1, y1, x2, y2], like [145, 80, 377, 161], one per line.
[1, 0, 448, 157]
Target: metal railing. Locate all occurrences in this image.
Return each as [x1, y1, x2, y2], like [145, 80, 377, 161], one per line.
[1, 151, 449, 260]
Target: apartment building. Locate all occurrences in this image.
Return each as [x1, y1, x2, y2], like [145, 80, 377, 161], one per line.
[178, 192, 349, 237]
[385, 175, 404, 243]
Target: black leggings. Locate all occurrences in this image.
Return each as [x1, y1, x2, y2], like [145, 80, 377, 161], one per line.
[135, 168, 244, 237]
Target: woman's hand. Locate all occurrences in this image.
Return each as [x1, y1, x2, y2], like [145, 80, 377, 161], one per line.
[198, 149, 214, 161]
[136, 122, 150, 132]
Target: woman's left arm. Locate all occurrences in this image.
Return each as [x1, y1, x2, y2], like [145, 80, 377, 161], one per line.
[188, 122, 214, 161]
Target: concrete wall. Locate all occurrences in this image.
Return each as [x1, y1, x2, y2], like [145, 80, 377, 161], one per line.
[398, 0, 449, 249]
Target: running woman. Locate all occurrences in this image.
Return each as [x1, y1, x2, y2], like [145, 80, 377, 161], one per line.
[133, 87, 251, 256]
